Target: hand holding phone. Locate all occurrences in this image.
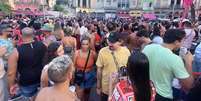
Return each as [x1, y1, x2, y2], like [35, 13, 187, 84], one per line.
[179, 47, 188, 58]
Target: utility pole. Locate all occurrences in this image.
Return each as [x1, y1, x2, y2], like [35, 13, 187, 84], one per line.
[43, 0, 45, 19]
[191, 1, 195, 22]
[172, 0, 177, 18]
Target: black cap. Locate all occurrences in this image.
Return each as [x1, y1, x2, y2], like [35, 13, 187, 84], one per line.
[108, 32, 121, 43]
[136, 30, 149, 38]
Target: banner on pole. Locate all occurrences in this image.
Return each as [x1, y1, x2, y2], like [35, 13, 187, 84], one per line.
[182, 0, 193, 8]
[182, 0, 193, 19]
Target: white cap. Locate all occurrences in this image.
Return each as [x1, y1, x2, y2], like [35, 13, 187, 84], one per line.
[173, 19, 179, 22]
[182, 19, 191, 23]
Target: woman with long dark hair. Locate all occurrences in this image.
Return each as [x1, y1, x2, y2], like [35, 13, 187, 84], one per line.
[74, 36, 97, 101]
[108, 52, 156, 101]
[127, 51, 154, 101]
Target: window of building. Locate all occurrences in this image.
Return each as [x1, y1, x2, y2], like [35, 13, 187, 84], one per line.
[133, 0, 137, 6]
[171, 0, 174, 6]
[78, 0, 80, 7]
[88, 0, 91, 8]
[118, 0, 129, 9]
[177, 0, 181, 5]
[154, 0, 160, 8]
[118, 3, 121, 8]
[83, 0, 87, 8]
[106, 0, 111, 5]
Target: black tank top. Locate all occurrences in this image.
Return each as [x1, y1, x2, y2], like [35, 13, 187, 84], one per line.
[17, 41, 47, 86]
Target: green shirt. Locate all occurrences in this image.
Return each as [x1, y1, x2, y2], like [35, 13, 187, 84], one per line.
[142, 44, 189, 99]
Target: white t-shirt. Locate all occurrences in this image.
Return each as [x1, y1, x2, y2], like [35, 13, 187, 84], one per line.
[80, 26, 88, 36]
[0, 58, 5, 79]
[182, 29, 196, 49]
[152, 36, 163, 44]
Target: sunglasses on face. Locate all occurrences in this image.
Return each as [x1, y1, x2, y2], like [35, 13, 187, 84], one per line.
[81, 43, 89, 45]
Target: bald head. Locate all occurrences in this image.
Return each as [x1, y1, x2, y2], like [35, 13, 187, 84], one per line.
[21, 27, 34, 37]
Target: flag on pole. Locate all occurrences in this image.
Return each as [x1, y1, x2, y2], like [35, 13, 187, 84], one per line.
[182, 0, 193, 19]
[182, 0, 193, 8]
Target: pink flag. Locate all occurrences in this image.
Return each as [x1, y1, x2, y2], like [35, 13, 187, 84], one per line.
[181, 0, 193, 19]
[183, 0, 193, 8]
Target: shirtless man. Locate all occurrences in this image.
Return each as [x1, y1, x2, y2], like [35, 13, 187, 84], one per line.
[35, 55, 79, 101]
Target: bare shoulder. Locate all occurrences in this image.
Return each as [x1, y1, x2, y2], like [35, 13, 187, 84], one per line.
[35, 88, 49, 101]
[11, 48, 19, 58]
[69, 91, 80, 101]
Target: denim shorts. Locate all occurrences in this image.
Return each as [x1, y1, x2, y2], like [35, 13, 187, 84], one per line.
[193, 57, 201, 73]
[79, 69, 96, 89]
[20, 83, 40, 97]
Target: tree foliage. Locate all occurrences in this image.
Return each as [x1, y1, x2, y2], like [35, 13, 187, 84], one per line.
[54, 5, 64, 12]
[0, 3, 12, 15]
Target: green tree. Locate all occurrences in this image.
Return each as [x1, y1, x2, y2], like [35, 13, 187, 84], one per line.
[0, 3, 11, 15]
[54, 5, 64, 12]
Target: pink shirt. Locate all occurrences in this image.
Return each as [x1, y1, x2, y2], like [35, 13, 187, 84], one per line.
[181, 29, 195, 49]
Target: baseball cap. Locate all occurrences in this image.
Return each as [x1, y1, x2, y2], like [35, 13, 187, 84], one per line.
[136, 30, 149, 38]
[21, 27, 34, 36]
[108, 32, 121, 43]
[182, 19, 191, 23]
[41, 23, 54, 32]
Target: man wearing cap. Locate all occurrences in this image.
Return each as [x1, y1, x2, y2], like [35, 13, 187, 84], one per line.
[41, 23, 57, 46]
[96, 32, 130, 101]
[7, 27, 47, 100]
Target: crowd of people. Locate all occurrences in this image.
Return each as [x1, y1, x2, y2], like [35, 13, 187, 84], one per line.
[0, 14, 201, 101]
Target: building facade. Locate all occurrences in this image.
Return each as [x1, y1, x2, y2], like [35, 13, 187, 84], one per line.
[6, 0, 56, 11]
[195, 0, 201, 15]
[94, 0, 184, 18]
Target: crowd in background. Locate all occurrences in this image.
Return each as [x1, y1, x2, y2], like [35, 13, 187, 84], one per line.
[0, 14, 201, 101]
